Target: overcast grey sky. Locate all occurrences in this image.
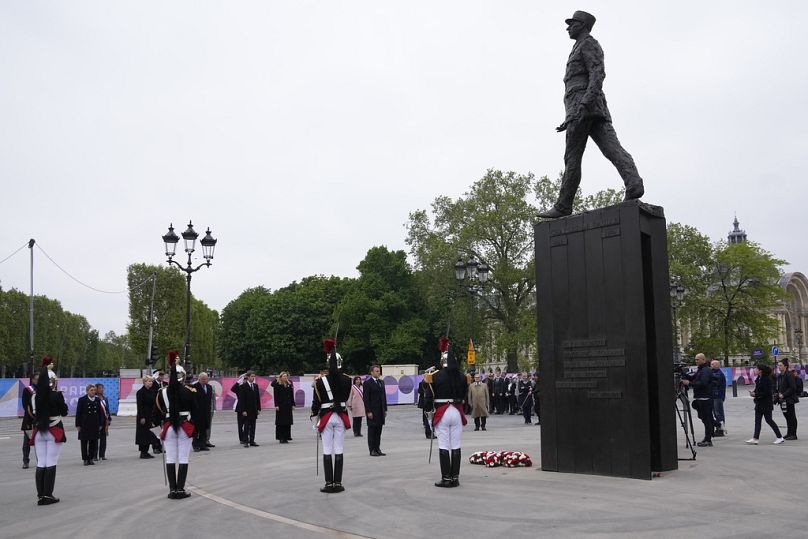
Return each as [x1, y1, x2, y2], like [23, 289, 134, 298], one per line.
[2, 1, 806, 339]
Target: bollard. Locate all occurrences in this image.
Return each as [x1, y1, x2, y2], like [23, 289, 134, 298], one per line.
[732, 379, 738, 398]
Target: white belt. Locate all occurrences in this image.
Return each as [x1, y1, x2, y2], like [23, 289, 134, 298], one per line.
[48, 416, 61, 427]
[435, 399, 459, 404]
[165, 411, 191, 418]
[320, 402, 346, 409]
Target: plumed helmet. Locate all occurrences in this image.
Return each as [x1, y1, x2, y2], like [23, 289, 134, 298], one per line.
[445, 349, 459, 372]
[174, 364, 186, 382]
[324, 339, 342, 371]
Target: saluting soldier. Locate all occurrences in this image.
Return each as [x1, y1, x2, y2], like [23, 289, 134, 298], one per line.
[311, 339, 352, 493]
[155, 351, 198, 499]
[430, 337, 470, 488]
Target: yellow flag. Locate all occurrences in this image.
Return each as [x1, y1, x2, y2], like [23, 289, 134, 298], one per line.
[467, 338, 476, 365]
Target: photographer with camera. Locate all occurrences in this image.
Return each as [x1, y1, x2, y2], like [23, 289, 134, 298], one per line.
[681, 353, 714, 447]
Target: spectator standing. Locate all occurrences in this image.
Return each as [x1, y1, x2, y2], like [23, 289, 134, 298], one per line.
[681, 353, 714, 447]
[793, 369, 804, 398]
[192, 373, 214, 451]
[346, 376, 366, 437]
[492, 368, 505, 414]
[271, 372, 295, 443]
[20, 373, 38, 469]
[75, 384, 103, 465]
[532, 373, 541, 425]
[711, 361, 727, 437]
[518, 373, 533, 424]
[230, 373, 246, 444]
[95, 383, 111, 460]
[776, 359, 798, 440]
[468, 373, 490, 431]
[507, 376, 517, 415]
[363, 365, 387, 456]
[746, 364, 784, 445]
[135, 376, 161, 458]
[237, 371, 261, 447]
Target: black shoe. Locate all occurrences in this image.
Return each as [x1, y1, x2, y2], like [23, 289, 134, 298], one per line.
[355, 433, 363, 437]
[167, 491, 177, 499]
[537, 207, 571, 219]
[434, 478, 453, 488]
[320, 483, 335, 493]
[481, 427, 486, 431]
[784, 435, 798, 441]
[153, 448, 163, 454]
[100, 457, 107, 460]
[243, 443, 250, 448]
[193, 447, 201, 452]
[697, 441, 713, 447]
[174, 490, 191, 499]
[199, 446, 210, 451]
[205, 443, 215, 448]
[377, 451, 386, 456]
[22, 462, 29, 469]
[93, 458, 99, 462]
[713, 430, 725, 437]
[40, 495, 60, 505]
[249, 442, 259, 447]
[140, 453, 155, 459]
[279, 440, 288, 444]
[332, 483, 345, 493]
[370, 450, 381, 457]
[474, 427, 479, 431]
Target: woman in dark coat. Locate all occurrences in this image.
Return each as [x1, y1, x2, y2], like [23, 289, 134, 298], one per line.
[746, 364, 784, 445]
[135, 376, 162, 458]
[271, 372, 295, 443]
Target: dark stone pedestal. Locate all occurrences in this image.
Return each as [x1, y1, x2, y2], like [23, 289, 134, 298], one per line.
[534, 200, 677, 480]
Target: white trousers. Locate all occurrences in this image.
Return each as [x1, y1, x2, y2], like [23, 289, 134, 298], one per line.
[435, 405, 463, 450]
[321, 413, 345, 455]
[164, 427, 192, 464]
[34, 431, 63, 468]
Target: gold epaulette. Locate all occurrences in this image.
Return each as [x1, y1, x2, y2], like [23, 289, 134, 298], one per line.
[185, 385, 197, 393]
[424, 372, 433, 384]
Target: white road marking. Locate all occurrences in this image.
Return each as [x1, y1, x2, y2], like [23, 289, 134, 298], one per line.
[189, 486, 372, 538]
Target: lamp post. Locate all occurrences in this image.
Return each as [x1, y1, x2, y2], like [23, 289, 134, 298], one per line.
[670, 277, 685, 364]
[455, 255, 490, 375]
[162, 221, 217, 375]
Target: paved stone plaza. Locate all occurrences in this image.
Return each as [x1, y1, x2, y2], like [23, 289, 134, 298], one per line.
[0, 396, 804, 539]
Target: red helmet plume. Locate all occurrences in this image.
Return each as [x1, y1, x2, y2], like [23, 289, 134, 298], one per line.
[41, 356, 53, 368]
[439, 337, 449, 352]
[323, 339, 336, 354]
[168, 350, 179, 365]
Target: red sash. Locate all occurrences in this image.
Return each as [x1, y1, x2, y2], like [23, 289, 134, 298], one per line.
[29, 425, 66, 446]
[317, 410, 351, 432]
[432, 403, 467, 427]
[160, 419, 195, 440]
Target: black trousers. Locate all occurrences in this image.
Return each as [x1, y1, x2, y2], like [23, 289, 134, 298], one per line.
[22, 431, 31, 464]
[236, 413, 246, 442]
[352, 416, 363, 436]
[275, 424, 291, 441]
[781, 402, 798, 437]
[81, 439, 98, 461]
[244, 415, 257, 443]
[754, 407, 782, 439]
[520, 397, 532, 423]
[421, 410, 431, 434]
[194, 424, 208, 448]
[692, 399, 713, 442]
[367, 425, 383, 453]
[96, 431, 107, 458]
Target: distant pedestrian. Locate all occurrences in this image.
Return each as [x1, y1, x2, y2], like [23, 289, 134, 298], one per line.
[75, 384, 103, 465]
[793, 369, 804, 398]
[95, 383, 111, 460]
[237, 371, 261, 447]
[681, 353, 714, 447]
[416, 373, 433, 439]
[271, 372, 295, 443]
[20, 372, 38, 469]
[746, 364, 784, 445]
[776, 359, 798, 440]
[468, 373, 490, 431]
[532, 373, 541, 425]
[710, 360, 727, 436]
[347, 376, 366, 437]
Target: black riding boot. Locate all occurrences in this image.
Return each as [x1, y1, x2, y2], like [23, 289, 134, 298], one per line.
[35, 467, 45, 504]
[175, 463, 191, 499]
[321, 455, 334, 493]
[332, 454, 345, 492]
[42, 466, 59, 504]
[166, 463, 177, 499]
[434, 449, 452, 487]
[450, 449, 461, 487]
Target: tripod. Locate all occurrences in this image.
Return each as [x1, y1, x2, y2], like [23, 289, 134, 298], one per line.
[675, 384, 697, 460]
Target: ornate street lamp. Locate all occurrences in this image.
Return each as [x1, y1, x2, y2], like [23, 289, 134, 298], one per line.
[455, 256, 490, 374]
[162, 221, 216, 375]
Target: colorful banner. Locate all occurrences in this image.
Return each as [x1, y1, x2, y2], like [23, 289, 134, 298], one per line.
[0, 378, 120, 418]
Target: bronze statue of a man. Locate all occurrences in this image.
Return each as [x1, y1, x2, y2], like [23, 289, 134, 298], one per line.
[538, 10, 644, 219]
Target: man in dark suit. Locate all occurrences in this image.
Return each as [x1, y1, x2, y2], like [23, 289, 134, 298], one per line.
[777, 359, 798, 440]
[236, 371, 261, 447]
[94, 383, 111, 460]
[75, 384, 103, 465]
[363, 365, 387, 456]
[20, 373, 38, 469]
[192, 372, 214, 451]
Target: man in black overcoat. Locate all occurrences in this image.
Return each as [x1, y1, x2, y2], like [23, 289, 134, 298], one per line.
[20, 372, 38, 469]
[363, 365, 388, 456]
[777, 359, 799, 440]
[192, 372, 214, 451]
[75, 385, 103, 465]
[236, 371, 261, 447]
